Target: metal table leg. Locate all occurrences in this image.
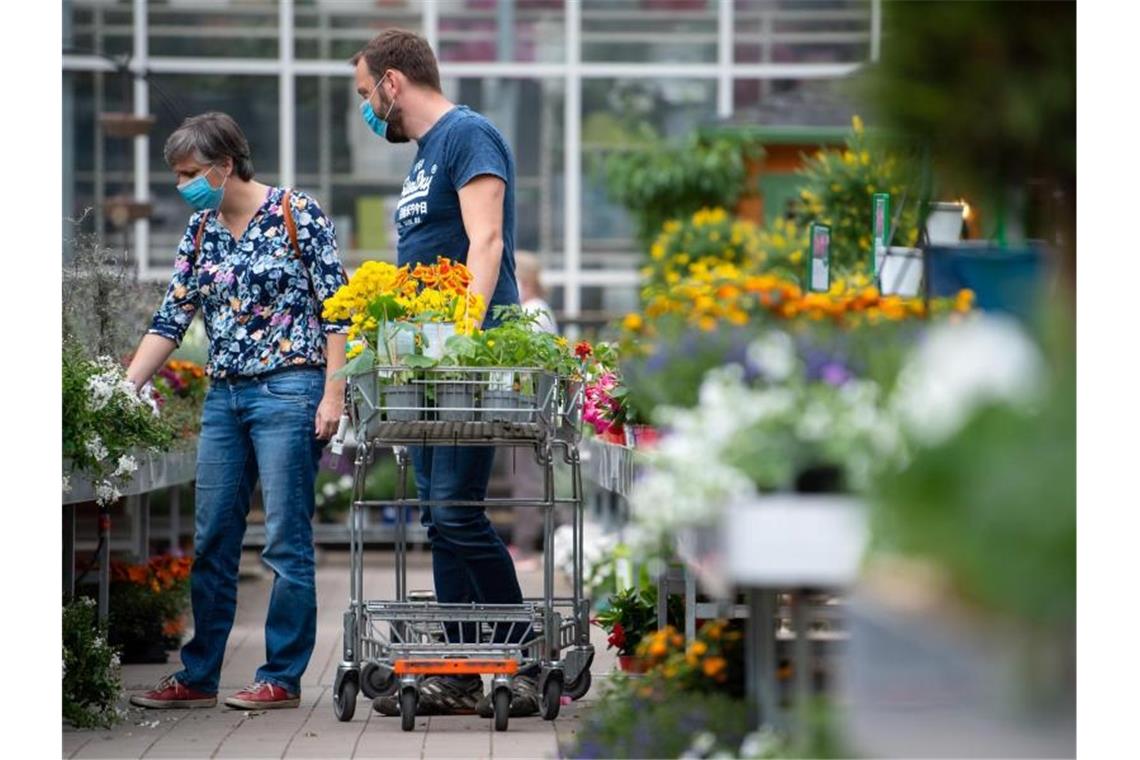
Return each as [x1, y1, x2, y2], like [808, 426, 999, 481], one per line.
[63, 505, 75, 600]
[791, 590, 811, 744]
[168, 486, 182, 556]
[684, 567, 697, 641]
[97, 504, 111, 624]
[136, 492, 151, 561]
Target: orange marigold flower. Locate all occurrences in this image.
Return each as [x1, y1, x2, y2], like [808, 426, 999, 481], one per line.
[702, 656, 727, 679]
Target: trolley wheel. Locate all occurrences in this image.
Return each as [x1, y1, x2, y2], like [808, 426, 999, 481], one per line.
[564, 669, 592, 701]
[540, 677, 562, 721]
[333, 678, 358, 722]
[400, 688, 417, 732]
[361, 662, 396, 699]
[493, 688, 511, 732]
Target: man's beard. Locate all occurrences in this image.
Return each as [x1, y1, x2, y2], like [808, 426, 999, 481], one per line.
[383, 102, 410, 144]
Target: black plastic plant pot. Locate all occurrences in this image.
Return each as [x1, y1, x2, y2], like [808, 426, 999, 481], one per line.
[481, 389, 521, 422]
[436, 382, 476, 421]
[383, 384, 424, 422]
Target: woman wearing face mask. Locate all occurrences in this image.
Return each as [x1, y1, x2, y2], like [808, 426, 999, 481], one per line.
[124, 111, 350, 712]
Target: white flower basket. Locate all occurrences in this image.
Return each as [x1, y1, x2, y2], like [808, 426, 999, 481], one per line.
[880, 246, 924, 296]
[721, 495, 868, 588]
[925, 202, 966, 245]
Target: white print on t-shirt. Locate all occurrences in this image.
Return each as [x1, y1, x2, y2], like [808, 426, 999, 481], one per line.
[396, 160, 438, 232]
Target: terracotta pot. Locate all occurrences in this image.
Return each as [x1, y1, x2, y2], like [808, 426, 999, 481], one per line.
[617, 655, 650, 674]
[600, 427, 627, 445]
[625, 424, 661, 449]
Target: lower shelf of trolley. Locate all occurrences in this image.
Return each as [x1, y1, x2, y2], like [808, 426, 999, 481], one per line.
[363, 599, 580, 620]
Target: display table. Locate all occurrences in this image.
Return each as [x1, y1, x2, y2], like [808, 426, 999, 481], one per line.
[63, 442, 198, 622]
[579, 435, 639, 498]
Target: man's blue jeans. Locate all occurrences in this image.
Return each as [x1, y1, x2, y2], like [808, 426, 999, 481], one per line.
[175, 367, 326, 695]
[410, 445, 525, 643]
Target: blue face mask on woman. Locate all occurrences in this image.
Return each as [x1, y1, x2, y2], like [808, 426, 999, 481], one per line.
[360, 74, 398, 140]
[177, 165, 227, 211]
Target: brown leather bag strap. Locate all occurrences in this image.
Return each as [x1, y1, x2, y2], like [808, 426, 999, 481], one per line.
[281, 189, 303, 259]
[193, 211, 211, 258]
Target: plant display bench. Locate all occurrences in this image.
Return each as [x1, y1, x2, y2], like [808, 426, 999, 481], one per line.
[63, 442, 198, 622]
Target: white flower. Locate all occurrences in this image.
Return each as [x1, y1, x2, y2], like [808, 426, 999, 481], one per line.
[795, 401, 832, 441]
[338, 475, 353, 490]
[113, 455, 138, 478]
[322, 483, 338, 498]
[747, 330, 796, 382]
[94, 480, 121, 505]
[739, 729, 783, 758]
[110, 652, 121, 669]
[691, 732, 717, 756]
[86, 373, 115, 412]
[892, 315, 1044, 446]
[85, 435, 108, 462]
[62, 474, 72, 494]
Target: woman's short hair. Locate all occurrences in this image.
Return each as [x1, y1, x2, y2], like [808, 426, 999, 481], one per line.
[163, 112, 255, 181]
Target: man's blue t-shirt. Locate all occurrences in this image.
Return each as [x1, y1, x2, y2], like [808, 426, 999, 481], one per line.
[395, 105, 519, 325]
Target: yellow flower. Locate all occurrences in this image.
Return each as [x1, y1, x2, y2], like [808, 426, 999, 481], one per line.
[789, 250, 803, 264]
[687, 641, 708, 657]
[698, 316, 717, 332]
[650, 242, 666, 261]
[346, 343, 364, 359]
[555, 336, 568, 348]
[649, 639, 668, 658]
[622, 312, 644, 332]
[486, 339, 496, 348]
[860, 150, 871, 166]
[852, 114, 864, 133]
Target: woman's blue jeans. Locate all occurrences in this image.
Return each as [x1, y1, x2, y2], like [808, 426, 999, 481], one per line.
[174, 367, 326, 695]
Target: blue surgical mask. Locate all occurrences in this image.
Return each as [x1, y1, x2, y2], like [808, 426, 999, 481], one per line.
[177, 165, 226, 211]
[360, 74, 397, 139]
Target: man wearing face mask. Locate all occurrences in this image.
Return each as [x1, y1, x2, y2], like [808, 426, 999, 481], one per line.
[351, 30, 540, 720]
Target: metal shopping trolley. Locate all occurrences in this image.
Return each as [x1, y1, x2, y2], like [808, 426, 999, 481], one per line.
[331, 366, 593, 732]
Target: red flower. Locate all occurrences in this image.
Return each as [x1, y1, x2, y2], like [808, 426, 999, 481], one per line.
[607, 621, 627, 650]
[574, 341, 593, 359]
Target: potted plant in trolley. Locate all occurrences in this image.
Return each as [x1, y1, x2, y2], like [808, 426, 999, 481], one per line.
[324, 261, 418, 428]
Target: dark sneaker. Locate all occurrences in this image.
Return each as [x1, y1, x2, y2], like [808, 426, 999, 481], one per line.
[130, 675, 217, 709]
[476, 674, 540, 718]
[223, 681, 300, 710]
[372, 675, 483, 716]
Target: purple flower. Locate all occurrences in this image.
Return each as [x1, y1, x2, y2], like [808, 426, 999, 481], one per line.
[820, 361, 853, 386]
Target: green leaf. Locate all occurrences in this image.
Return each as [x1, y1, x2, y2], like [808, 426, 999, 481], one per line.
[335, 347, 376, 378]
[401, 353, 438, 369]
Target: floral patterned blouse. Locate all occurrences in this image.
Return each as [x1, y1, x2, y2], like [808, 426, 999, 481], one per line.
[148, 187, 350, 379]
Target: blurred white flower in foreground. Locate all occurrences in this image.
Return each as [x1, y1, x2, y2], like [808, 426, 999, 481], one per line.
[892, 314, 1044, 446]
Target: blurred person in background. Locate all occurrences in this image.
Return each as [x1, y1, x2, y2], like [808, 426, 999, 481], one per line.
[516, 249, 558, 334]
[508, 251, 557, 571]
[125, 112, 350, 711]
[352, 28, 541, 719]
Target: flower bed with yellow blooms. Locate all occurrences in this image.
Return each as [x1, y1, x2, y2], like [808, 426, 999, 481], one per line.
[641, 207, 809, 291]
[626, 263, 974, 337]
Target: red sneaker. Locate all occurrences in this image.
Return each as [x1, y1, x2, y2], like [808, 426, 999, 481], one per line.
[130, 675, 217, 709]
[223, 681, 300, 710]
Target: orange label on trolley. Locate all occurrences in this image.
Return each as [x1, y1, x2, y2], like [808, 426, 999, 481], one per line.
[393, 659, 519, 676]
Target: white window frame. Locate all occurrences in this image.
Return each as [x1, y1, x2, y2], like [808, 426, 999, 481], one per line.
[62, 0, 880, 319]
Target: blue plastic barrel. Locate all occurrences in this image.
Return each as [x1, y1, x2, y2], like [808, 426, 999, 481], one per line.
[925, 243, 1050, 321]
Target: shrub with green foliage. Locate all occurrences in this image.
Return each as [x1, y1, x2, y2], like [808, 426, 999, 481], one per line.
[793, 116, 920, 276]
[63, 597, 122, 729]
[605, 130, 764, 247]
